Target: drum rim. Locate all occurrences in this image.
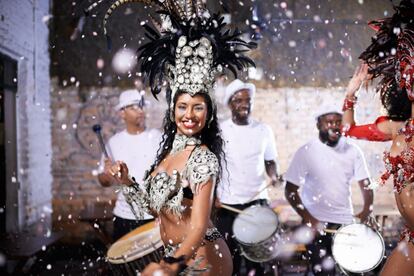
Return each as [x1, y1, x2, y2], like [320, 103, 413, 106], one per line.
[331, 223, 385, 273]
[232, 205, 279, 245]
[107, 225, 163, 264]
[242, 248, 279, 263]
[107, 240, 163, 264]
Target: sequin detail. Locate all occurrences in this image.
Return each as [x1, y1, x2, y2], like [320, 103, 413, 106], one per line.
[123, 146, 218, 218]
[171, 134, 202, 155]
[400, 226, 414, 245]
[381, 119, 414, 193]
[381, 149, 414, 193]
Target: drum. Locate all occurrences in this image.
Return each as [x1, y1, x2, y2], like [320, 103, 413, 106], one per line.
[331, 223, 385, 274]
[232, 205, 280, 262]
[107, 221, 163, 276]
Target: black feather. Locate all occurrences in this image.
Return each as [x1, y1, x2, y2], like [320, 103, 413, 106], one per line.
[359, 0, 414, 96]
[135, 11, 256, 98]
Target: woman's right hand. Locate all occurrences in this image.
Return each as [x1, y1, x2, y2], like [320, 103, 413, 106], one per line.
[104, 160, 132, 185]
[346, 62, 370, 97]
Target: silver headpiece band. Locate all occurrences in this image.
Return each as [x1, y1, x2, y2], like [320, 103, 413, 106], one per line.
[167, 35, 222, 120]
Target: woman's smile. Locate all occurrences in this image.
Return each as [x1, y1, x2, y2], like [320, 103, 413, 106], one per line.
[174, 93, 208, 136]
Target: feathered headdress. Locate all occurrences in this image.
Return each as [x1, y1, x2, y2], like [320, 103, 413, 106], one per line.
[85, 0, 257, 103]
[359, 0, 414, 100]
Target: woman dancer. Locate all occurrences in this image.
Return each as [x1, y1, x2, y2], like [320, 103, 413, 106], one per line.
[342, 1, 414, 274]
[87, 0, 257, 274]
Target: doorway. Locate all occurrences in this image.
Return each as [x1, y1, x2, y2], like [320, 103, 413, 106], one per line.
[0, 52, 18, 233]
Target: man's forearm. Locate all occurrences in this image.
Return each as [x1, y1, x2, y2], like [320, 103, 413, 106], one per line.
[285, 182, 316, 223]
[359, 179, 374, 211]
[265, 160, 279, 180]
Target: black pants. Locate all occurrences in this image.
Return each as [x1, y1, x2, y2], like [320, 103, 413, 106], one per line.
[112, 216, 154, 241]
[306, 222, 342, 276]
[216, 199, 268, 276]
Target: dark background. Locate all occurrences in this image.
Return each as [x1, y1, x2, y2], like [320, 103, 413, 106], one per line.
[50, 0, 395, 88]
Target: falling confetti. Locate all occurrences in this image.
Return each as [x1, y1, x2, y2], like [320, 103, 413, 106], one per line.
[112, 48, 137, 74]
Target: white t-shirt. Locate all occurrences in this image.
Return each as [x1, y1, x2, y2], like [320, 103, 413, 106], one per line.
[284, 137, 370, 224]
[98, 129, 161, 220]
[217, 119, 278, 204]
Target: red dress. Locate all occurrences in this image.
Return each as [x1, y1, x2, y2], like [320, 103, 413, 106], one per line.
[343, 118, 414, 243]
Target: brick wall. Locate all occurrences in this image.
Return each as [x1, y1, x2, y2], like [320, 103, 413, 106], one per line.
[51, 81, 395, 238]
[0, 0, 52, 230]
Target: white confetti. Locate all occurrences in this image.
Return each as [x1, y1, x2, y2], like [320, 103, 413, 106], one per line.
[112, 48, 137, 74]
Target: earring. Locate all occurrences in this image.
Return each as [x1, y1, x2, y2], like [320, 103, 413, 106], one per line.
[169, 109, 174, 122]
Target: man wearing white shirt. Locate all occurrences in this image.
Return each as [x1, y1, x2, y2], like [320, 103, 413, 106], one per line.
[97, 89, 161, 240]
[284, 105, 373, 276]
[216, 79, 281, 276]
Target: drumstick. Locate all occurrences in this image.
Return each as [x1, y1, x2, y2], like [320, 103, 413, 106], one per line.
[246, 175, 285, 202]
[92, 124, 109, 158]
[220, 204, 252, 216]
[324, 229, 356, 236]
[246, 183, 273, 202]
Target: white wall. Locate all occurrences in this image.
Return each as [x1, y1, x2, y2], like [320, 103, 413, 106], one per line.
[0, 0, 52, 230]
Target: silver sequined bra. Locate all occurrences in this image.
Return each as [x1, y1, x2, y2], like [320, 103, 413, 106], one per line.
[123, 146, 219, 219]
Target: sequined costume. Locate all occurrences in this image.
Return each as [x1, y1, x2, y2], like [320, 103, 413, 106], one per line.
[380, 119, 414, 193]
[401, 226, 414, 245]
[123, 135, 218, 216]
[123, 135, 223, 248]
[381, 119, 414, 244]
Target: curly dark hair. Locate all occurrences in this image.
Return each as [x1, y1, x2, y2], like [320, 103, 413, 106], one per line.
[149, 89, 225, 186]
[379, 79, 412, 121]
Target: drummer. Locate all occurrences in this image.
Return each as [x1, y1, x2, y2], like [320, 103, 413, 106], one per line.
[97, 89, 161, 240]
[216, 79, 281, 275]
[284, 103, 373, 276]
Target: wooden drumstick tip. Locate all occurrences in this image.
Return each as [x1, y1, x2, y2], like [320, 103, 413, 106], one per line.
[220, 204, 252, 216]
[324, 229, 356, 236]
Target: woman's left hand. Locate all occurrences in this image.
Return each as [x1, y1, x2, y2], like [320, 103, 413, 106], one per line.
[141, 262, 177, 276]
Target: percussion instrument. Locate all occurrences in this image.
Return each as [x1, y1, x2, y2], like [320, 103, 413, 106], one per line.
[331, 223, 385, 274]
[232, 205, 280, 262]
[92, 124, 109, 158]
[107, 221, 163, 275]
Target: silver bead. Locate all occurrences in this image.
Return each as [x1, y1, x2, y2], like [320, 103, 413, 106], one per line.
[196, 47, 207, 58]
[191, 64, 200, 73]
[178, 36, 187, 48]
[177, 75, 185, 84]
[181, 46, 193, 57]
[200, 37, 211, 48]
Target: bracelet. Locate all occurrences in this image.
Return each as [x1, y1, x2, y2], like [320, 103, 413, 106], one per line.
[128, 174, 137, 184]
[162, 255, 185, 264]
[162, 255, 187, 274]
[342, 95, 357, 111]
[120, 174, 137, 189]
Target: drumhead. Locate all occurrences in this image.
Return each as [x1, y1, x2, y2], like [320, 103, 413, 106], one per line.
[107, 222, 163, 264]
[332, 223, 384, 273]
[233, 205, 279, 244]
